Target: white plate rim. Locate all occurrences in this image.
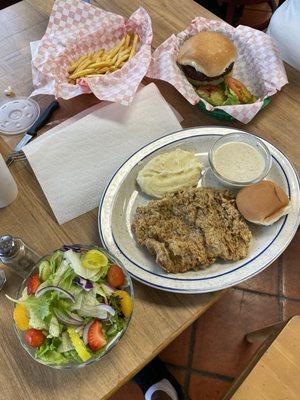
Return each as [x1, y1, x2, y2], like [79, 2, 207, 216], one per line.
[98, 126, 300, 293]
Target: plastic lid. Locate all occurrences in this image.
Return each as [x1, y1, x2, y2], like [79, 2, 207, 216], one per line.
[0, 97, 40, 135]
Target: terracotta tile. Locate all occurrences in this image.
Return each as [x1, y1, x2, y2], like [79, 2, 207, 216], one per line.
[109, 380, 143, 400]
[282, 229, 300, 299]
[236, 260, 279, 295]
[282, 298, 300, 320]
[192, 289, 279, 377]
[160, 326, 192, 366]
[166, 366, 186, 387]
[189, 373, 232, 400]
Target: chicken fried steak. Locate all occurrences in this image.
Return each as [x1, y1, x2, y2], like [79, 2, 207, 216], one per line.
[132, 187, 252, 273]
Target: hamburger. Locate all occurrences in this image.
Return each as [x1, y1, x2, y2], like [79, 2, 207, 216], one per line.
[177, 31, 255, 106]
[177, 31, 237, 86]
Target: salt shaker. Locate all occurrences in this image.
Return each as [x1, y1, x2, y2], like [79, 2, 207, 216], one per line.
[0, 235, 40, 279]
[0, 153, 18, 207]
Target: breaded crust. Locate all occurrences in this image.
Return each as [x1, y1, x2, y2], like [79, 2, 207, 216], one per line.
[132, 187, 252, 273]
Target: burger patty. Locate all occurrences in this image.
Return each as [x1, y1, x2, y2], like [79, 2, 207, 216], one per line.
[181, 62, 234, 83]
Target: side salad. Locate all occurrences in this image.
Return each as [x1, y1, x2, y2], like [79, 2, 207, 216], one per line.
[8, 247, 133, 366]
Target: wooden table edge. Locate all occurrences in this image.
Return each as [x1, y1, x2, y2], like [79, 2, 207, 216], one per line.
[222, 315, 300, 399]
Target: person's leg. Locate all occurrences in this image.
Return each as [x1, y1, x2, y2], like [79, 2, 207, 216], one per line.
[133, 357, 190, 400]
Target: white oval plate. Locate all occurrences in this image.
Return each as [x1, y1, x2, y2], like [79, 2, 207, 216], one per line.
[99, 127, 300, 293]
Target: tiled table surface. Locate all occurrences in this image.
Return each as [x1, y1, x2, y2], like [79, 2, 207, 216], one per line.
[112, 229, 300, 399]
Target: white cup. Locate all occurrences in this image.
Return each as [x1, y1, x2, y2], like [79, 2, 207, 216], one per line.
[0, 153, 18, 207]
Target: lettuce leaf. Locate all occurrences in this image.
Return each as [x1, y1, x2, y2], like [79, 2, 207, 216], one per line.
[36, 337, 68, 365]
[63, 349, 82, 363]
[58, 266, 76, 291]
[48, 315, 60, 338]
[58, 332, 74, 353]
[24, 296, 51, 321]
[49, 251, 63, 272]
[223, 87, 239, 105]
[29, 309, 48, 330]
[50, 259, 70, 286]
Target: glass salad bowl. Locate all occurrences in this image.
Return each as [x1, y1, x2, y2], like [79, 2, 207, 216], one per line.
[10, 244, 134, 369]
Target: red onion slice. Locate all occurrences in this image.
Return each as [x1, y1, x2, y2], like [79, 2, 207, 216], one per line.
[35, 286, 75, 303]
[53, 308, 83, 326]
[78, 304, 115, 319]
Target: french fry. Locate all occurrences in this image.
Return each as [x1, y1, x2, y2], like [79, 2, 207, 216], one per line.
[67, 55, 86, 73]
[74, 58, 92, 73]
[67, 33, 140, 83]
[68, 55, 88, 74]
[107, 65, 118, 72]
[117, 47, 131, 59]
[89, 61, 113, 69]
[129, 34, 139, 60]
[107, 37, 126, 59]
[124, 33, 131, 48]
[115, 53, 129, 67]
[97, 67, 110, 74]
[69, 68, 95, 79]
[111, 53, 119, 64]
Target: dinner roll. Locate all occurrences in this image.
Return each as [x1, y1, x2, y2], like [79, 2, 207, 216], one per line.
[236, 180, 290, 225]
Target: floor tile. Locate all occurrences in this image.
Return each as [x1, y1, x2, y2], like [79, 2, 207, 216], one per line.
[192, 289, 279, 377]
[189, 373, 232, 400]
[236, 259, 279, 295]
[167, 365, 186, 386]
[282, 298, 300, 320]
[109, 380, 143, 400]
[282, 229, 300, 299]
[160, 326, 192, 366]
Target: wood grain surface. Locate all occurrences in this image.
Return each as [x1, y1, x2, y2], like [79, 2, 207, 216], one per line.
[0, 2, 224, 400]
[228, 317, 300, 400]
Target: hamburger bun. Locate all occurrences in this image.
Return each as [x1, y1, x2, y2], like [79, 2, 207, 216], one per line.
[236, 180, 290, 226]
[177, 31, 237, 86]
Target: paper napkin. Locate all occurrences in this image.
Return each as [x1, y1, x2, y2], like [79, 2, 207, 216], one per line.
[24, 84, 182, 224]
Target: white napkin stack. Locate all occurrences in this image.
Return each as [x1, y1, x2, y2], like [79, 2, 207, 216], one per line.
[24, 84, 182, 224]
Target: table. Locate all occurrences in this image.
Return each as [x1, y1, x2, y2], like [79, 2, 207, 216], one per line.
[0, 1, 299, 400]
[224, 316, 300, 399]
[0, 2, 224, 400]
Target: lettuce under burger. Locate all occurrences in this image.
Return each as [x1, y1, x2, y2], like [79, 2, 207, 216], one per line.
[196, 77, 256, 106]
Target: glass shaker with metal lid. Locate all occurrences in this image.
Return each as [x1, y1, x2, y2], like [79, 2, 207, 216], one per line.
[0, 235, 40, 283]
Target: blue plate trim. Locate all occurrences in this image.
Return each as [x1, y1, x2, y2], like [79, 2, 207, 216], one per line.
[99, 128, 298, 290]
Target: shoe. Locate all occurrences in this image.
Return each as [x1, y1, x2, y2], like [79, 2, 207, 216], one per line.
[133, 357, 190, 400]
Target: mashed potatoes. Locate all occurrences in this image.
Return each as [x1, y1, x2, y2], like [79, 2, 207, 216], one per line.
[137, 149, 202, 198]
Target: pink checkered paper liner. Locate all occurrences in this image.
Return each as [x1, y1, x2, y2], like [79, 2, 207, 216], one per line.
[31, 0, 152, 105]
[147, 17, 288, 124]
